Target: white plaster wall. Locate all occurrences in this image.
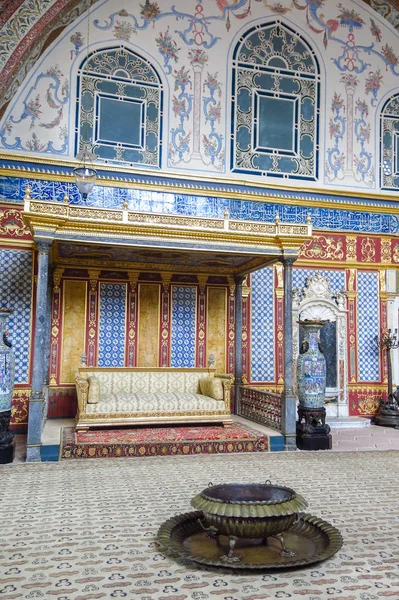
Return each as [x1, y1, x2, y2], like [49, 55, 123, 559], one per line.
[2, 0, 399, 194]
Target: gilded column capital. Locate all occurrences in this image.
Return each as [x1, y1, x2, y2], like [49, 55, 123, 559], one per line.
[128, 271, 140, 289]
[88, 269, 101, 292]
[197, 275, 208, 294]
[88, 269, 101, 280]
[53, 268, 65, 292]
[227, 276, 235, 296]
[242, 284, 251, 298]
[161, 272, 173, 291]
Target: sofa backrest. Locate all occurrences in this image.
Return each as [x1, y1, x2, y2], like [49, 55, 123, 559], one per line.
[79, 367, 215, 395]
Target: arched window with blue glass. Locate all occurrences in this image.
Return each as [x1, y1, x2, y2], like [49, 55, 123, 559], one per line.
[75, 46, 163, 168]
[231, 21, 320, 181]
[380, 93, 399, 191]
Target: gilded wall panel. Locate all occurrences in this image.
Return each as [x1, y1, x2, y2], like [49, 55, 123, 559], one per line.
[138, 284, 160, 367]
[60, 280, 87, 383]
[207, 287, 227, 373]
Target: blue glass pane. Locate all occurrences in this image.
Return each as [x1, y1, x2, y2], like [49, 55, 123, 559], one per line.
[237, 88, 251, 112]
[99, 98, 142, 146]
[300, 134, 313, 158]
[258, 96, 295, 151]
[301, 96, 314, 121]
[237, 126, 251, 150]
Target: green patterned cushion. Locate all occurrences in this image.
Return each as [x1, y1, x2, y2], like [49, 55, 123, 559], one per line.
[87, 375, 100, 404]
[199, 376, 224, 401]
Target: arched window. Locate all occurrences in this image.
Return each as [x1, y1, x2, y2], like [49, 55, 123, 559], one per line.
[231, 21, 320, 181]
[75, 46, 163, 168]
[380, 93, 399, 190]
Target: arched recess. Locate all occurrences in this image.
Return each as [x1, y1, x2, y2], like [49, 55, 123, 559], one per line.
[230, 20, 321, 181]
[292, 274, 348, 418]
[380, 92, 399, 191]
[75, 45, 164, 168]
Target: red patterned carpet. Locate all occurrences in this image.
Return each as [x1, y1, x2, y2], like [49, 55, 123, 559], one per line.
[60, 423, 269, 458]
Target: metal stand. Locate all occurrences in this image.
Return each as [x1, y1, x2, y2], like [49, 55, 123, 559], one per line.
[296, 406, 332, 451]
[373, 388, 399, 429]
[0, 410, 15, 464]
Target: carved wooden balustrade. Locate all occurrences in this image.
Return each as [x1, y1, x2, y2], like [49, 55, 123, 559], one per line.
[238, 386, 282, 432]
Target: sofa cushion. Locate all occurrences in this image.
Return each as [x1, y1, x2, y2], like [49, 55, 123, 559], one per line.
[87, 375, 100, 404]
[85, 392, 226, 414]
[81, 370, 201, 394]
[199, 376, 224, 401]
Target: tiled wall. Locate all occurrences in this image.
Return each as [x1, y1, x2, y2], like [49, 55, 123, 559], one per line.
[98, 283, 127, 367]
[0, 248, 33, 384]
[357, 272, 380, 382]
[251, 268, 275, 382]
[171, 286, 197, 368]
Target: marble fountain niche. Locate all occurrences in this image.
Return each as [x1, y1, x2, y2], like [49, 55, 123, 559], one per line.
[292, 274, 348, 418]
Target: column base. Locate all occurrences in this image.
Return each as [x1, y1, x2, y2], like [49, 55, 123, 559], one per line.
[26, 445, 41, 462]
[284, 436, 297, 451]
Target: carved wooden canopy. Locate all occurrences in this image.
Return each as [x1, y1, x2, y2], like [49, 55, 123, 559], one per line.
[22, 195, 312, 276]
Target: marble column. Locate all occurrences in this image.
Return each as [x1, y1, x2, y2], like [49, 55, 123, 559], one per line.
[280, 256, 297, 450]
[27, 238, 53, 462]
[234, 275, 245, 410]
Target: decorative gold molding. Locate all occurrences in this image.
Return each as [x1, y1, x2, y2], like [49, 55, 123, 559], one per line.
[360, 237, 376, 263]
[0, 238, 34, 248]
[381, 239, 391, 264]
[299, 235, 345, 261]
[53, 267, 65, 292]
[197, 275, 208, 293]
[298, 258, 399, 268]
[379, 270, 386, 293]
[347, 268, 357, 293]
[2, 150, 399, 213]
[128, 271, 140, 289]
[275, 264, 283, 288]
[23, 199, 312, 275]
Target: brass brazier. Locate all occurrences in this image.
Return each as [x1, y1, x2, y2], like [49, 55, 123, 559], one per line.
[191, 481, 308, 562]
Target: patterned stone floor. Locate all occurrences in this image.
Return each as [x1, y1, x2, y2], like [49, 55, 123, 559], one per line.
[1, 451, 399, 599]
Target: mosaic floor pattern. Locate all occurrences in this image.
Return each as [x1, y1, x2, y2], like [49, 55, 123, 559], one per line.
[1, 451, 399, 599]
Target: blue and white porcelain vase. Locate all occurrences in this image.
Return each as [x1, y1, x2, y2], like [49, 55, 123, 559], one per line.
[0, 309, 15, 463]
[0, 309, 15, 414]
[296, 320, 326, 409]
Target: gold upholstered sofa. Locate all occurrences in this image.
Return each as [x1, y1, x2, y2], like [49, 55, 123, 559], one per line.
[75, 366, 233, 430]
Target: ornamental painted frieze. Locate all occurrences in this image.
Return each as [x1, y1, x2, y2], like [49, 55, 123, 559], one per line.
[0, 207, 32, 238]
[299, 235, 345, 261]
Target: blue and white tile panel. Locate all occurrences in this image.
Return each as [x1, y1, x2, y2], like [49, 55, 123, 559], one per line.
[98, 283, 127, 368]
[0, 249, 33, 383]
[2, 174, 398, 235]
[251, 268, 274, 382]
[293, 269, 346, 292]
[357, 272, 380, 382]
[171, 286, 197, 368]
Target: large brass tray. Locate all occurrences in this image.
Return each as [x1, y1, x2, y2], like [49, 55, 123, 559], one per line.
[158, 510, 343, 570]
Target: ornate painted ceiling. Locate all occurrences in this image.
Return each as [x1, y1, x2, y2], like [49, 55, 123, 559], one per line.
[1, 0, 399, 120]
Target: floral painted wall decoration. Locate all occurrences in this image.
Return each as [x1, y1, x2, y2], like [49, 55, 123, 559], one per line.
[1, 0, 399, 193]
